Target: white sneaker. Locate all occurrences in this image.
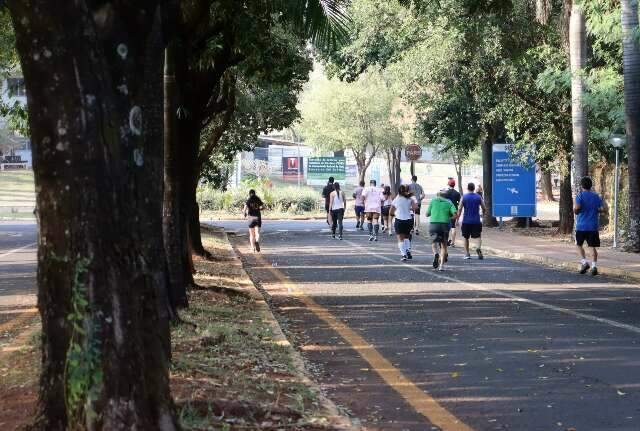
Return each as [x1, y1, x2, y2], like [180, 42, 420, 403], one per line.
[464, 254, 471, 260]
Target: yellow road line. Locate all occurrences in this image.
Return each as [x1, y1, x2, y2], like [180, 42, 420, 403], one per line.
[251, 251, 473, 431]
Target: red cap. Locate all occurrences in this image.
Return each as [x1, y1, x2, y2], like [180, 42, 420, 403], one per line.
[447, 178, 456, 187]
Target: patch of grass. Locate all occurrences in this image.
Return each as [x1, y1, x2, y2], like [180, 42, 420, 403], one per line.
[0, 170, 35, 220]
[171, 229, 336, 430]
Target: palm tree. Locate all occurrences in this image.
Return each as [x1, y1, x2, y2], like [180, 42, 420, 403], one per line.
[569, 2, 588, 186]
[621, 0, 640, 251]
[276, 0, 350, 48]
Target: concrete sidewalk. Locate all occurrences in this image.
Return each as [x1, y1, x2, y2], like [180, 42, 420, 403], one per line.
[481, 228, 640, 281]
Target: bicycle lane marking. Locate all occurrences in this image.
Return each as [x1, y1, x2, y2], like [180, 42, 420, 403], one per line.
[345, 240, 640, 336]
[250, 249, 474, 431]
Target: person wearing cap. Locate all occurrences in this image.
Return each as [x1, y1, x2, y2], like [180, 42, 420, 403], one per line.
[456, 182, 486, 260]
[442, 178, 461, 247]
[407, 176, 425, 235]
[427, 189, 458, 271]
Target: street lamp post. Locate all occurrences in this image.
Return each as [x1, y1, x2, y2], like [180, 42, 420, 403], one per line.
[609, 134, 626, 249]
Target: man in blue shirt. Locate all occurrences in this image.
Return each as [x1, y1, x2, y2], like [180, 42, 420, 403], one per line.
[456, 182, 486, 260]
[574, 176, 605, 276]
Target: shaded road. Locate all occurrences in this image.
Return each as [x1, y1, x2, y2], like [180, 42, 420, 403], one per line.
[213, 219, 640, 431]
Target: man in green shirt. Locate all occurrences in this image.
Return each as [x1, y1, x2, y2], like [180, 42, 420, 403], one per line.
[427, 190, 458, 271]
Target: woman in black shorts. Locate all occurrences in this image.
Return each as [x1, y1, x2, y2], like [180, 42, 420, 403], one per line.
[381, 185, 393, 236]
[243, 189, 264, 252]
[391, 185, 418, 261]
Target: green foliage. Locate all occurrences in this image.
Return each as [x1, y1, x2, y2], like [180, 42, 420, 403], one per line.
[198, 183, 319, 214]
[64, 258, 102, 427]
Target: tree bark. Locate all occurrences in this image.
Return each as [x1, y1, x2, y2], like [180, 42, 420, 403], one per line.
[482, 126, 498, 226]
[540, 169, 555, 201]
[385, 147, 401, 193]
[569, 3, 589, 188]
[622, 0, 640, 251]
[559, 158, 575, 234]
[9, 2, 177, 429]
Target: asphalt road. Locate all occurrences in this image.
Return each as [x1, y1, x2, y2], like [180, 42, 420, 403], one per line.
[0, 221, 37, 328]
[214, 219, 640, 431]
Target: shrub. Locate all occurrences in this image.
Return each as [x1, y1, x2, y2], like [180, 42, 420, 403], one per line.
[198, 184, 320, 214]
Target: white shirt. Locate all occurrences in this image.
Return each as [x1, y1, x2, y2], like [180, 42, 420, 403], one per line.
[353, 186, 364, 206]
[392, 196, 413, 220]
[363, 186, 382, 213]
[331, 192, 345, 210]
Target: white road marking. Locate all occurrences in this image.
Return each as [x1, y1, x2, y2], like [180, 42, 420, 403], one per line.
[346, 240, 640, 336]
[0, 242, 37, 259]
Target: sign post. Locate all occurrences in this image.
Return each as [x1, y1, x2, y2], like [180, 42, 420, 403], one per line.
[405, 145, 422, 177]
[307, 157, 346, 186]
[492, 144, 536, 224]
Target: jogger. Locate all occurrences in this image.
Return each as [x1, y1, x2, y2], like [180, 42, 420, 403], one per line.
[456, 183, 486, 260]
[329, 182, 346, 240]
[408, 176, 425, 235]
[391, 185, 417, 261]
[352, 180, 365, 230]
[381, 185, 393, 236]
[363, 179, 383, 241]
[574, 176, 604, 276]
[243, 189, 264, 252]
[427, 189, 457, 271]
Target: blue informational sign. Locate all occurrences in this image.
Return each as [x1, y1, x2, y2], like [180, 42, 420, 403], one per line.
[492, 144, 537, 218]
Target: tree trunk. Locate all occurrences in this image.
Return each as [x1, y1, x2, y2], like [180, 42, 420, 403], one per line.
[9, 2, 177, 429]
[163, 42, 190, 308]
[355, 152, 367, 183]
[385, 147, 401, 193]
[559, 159, 575, 234]
[540, 169, 555, 201]
[482, 128, 498, 226]
[570, 3, 589, 187]
[622, 0, 640, 251]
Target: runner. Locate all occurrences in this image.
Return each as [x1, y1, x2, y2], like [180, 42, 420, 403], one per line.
[381, 185, 394, 236]
[391, 185, 417, 261]
[574, 176, 604, 276]
[321, 176, 335, 225]
[456, 182, 486, 260]
[362, 179, 383, 241]
[442, 178, 461, 247]
[408, 176, 425, 235]
[380, 183, 386, 231]
[243, 189, 264, 252]
[352, 180, 365, 230]
[328, 182, 347, 240]
[427, 189, 457, 271]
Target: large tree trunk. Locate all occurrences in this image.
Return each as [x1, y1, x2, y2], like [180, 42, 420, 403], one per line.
[540, 169, 555, 201]
[385, 147, 401, 193]
[9, 2, 177, 429]
[482, 128, 498, 226]
[559, 158, 575, 234]
[569, 3, 589, 187]
[622, 0, 640, 251]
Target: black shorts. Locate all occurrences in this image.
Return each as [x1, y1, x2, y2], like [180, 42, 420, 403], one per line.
[429, 223, 450, 244]
[461, 223, 482, 239]
[576, 230, 600, 247]
[248, 216, 262, 228]
[382, 205, 391, 217]
[394, 218, 413, 235]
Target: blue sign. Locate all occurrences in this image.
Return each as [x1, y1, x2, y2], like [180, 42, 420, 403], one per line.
[492, 144, 536, 217]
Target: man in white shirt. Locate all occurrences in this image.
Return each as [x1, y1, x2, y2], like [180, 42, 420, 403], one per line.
[352, 180, 365, 230]
[362, 179, 382, 241]
[408, 175, 425, 235]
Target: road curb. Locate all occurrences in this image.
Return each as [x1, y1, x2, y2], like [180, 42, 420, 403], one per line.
[483, 244, 640, 282]
[215, 227, 359, 431]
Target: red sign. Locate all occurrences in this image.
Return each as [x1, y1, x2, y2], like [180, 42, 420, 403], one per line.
[405, 144, 422, 161]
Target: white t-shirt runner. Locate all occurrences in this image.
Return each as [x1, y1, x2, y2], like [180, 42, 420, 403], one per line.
[392, 195, 413, 220]
[353, 186, 364, 206]
[363, 186, 382, 213]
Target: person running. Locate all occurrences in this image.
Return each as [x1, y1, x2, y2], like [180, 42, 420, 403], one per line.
[328, 182, 346, 240]
[352, 180, 365, 230]
[391, 185, 418, 261]
[408, 176, 425, 235]
[427, 189, 457, 270]
[456, 183, 486, 260]
[322, 176, 335, 225]
[363, 179, 383, 241]
[381, 185, 394, 236]
[243, 189, 264, 252]
[574, 176, 604, 276]
[442, 178, 462, 247]
[379, 183, 386, 231]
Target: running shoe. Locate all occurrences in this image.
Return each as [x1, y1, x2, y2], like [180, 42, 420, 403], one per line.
[438, 267, 444, 271]
[415, 230, 420, 236]
[406, 251, 413, 260]
[591, 267, 598, 276]
[381, 226, 387, 232]
[339, 235, 343, 240]
[255, 242, 261, 252]
[374, 236, 378, 242]
[476, 248, 484, 260]
[356, 222, 360, 229]
[447, 239, 452, 246]
[432, 253, 440, 269]
[464, 254, 471, 260]
[360, 226, 365, 231]
[579, 262, 590, 274]
[332, 234, 336, 239]
[401, 255, 408, 261]
[368, 235, 374, 241]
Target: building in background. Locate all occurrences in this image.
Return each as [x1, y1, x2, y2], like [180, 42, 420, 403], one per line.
[0, 73, 31, 168]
